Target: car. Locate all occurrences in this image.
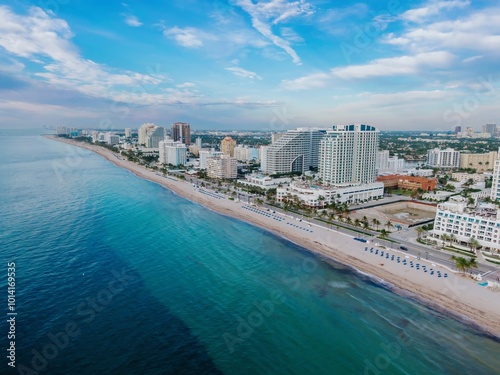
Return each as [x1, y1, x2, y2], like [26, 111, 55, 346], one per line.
[400, 246, 408, 251]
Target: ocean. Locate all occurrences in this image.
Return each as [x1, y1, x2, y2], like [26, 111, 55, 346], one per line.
[1, 131, 500, 375]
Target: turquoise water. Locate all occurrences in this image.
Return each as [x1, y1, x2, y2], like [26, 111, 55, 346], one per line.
[1, 132, 500, 374]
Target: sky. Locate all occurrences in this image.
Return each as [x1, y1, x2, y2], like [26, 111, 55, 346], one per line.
[0, 0, 499, 132]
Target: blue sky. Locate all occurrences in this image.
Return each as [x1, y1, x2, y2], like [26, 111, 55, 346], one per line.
[0, 0, 499, 131]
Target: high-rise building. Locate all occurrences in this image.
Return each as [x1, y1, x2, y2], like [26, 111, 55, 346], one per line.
[138, 123, 154, 145]
[426, 148, 460, 168]
[376, 150, 390, 172]
[220, 136, 237, 157]
[265, 128, 327, 175]
[490, 148, 500, 202]
[454, 126, 462, 135]
[139, 123, 164, 147]
[207, 155, 237, 179]
[171, 122, 191, 145]
[319, 124, 379, 185]
[199, 150, 224, 169]
[147, 127, 164, 148]
[271, 133, 284, 143]
[483, 124, 497, 137]
[125, 128, 132, 138]
[195, 137, 202, 148]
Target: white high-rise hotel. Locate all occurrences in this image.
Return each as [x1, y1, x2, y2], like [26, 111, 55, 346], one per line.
[264, 128, 327, 175]
[319, 124, 379, 184]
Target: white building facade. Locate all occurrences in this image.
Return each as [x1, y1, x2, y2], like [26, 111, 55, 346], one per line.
[426, 148, 460, 168]
[432, 199, 500, 252]
[276, 181, 384, 207]
[319, 124, 379, 184]
[264, 128, 327, 175]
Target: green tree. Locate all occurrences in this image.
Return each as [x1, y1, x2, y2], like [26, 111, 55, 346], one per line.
[385, 220, 393, 231]
[468, 238, 480, 254]
[451, 255, 468, 274]
[416, 226, 424, 239]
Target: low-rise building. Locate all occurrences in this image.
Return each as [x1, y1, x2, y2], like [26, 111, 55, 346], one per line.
[276, 181, 384, 207]
[432, 198, 500, 252]
[451, 172, 486, 183]
[240, 174, 291, 190]
[376, 175, 437, 191]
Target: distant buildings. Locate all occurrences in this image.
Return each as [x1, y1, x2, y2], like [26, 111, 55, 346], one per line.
[460, 151, 497, 172]
[482, 124, 497, 138]
[199, 150, 223, 169]
[426, 148, 460, 168]
[139, 123, 164, 148]
[319, 124, 379, 185]
[104, 132, 120, 146]
[264, 128, 326, 175]
[207, 154, 237, 179]
[170, 122, 191, 145]
[376, 150, 405, 174]
[234, 145, 258, 161]
[220, 136, 237, 157]
[125, 128, 132, 138]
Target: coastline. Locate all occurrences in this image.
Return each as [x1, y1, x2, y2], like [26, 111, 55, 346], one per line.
[46, 135, 500, 338]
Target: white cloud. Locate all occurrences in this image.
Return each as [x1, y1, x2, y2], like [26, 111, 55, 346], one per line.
[402, 0, 470, 23]
[225, 67, 262, 80]
[0, 6, 169, 104]
[332, 51, 455, 79]
[176, 82, 196, 88]
[234, 0, 314, 64]
[163, 27, 207, 48]
[385, 10, 500, 55]
[124, 15, 142, 27]
[281, 72, 331, 90]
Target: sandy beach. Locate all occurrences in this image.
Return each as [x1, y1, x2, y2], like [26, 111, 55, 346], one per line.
[47, 136, 500, 338]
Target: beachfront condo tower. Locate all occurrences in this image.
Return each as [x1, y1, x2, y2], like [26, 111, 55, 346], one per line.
[264, 128, 327, 175]
[319, 124, 379, 185]
[171, 122, 191, 145]
[220, 136, 237, 157]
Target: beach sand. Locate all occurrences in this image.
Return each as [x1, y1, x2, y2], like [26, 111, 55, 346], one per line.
[48, 136, 500, 338]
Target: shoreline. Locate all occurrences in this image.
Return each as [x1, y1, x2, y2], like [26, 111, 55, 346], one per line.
[46, 135, 500, 338]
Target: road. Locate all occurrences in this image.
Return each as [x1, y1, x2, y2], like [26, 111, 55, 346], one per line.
[173, 173, 500, 283]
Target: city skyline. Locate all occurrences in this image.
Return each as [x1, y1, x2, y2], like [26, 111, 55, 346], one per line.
[1, 1, 499, 130]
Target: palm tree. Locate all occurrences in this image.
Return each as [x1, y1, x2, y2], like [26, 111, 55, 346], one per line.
[372, 218, 380, 231]
[416, 226, 424, 239]
[380, 229, 389, 239]
[451, 255, 468, 274]
[448, 233, 455, 247]
[468, 238, 480, 254]
[385, 220, 393, 231]
[346, 216, 353, 226]
[362, 222, 370, 230]
[466, 257, 478, 273]
[440, 233, 449, 248]
[354, 218, 361, 227]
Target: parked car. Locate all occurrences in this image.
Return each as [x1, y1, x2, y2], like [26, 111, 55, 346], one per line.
[400, 246, 408, 251]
